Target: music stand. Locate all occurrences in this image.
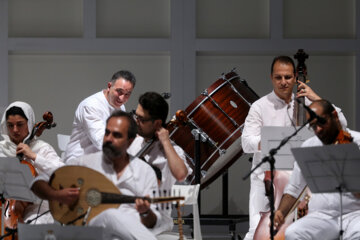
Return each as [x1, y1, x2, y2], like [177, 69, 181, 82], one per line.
[261, 126, 313, 170]
[17, 223, 104, 240]
[0, 157, 37, 237]
[291, 143, 360, 240]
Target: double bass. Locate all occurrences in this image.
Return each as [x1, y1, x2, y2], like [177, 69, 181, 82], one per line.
[1, 112, 56, 240]
[254, 49, 311, 240]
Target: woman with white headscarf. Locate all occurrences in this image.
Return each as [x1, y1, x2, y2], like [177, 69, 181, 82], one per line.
[0, 101, 63, 224]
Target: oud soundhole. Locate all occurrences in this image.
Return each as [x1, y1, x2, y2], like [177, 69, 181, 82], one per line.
[86, 189, 101, 207]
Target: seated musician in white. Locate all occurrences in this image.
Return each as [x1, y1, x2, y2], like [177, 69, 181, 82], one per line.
[31, 111, 161, 240]
[127, 92, 192, 238]
[0, 101, 63, 224]
[274, 99, 360, 240]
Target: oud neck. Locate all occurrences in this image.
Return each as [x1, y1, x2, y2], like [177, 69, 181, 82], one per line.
[100, 192, 142, 204]
[99, 192, 184, 205]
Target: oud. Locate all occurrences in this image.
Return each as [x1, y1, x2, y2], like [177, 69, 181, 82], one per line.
[48, 166, 184, 226]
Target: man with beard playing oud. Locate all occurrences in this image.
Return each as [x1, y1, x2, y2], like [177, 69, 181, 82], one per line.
[31, 111, 161, 240]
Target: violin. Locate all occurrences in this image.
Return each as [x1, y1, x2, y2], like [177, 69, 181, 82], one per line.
[2, 112, 56, 240]
[334, 130, 353, 144]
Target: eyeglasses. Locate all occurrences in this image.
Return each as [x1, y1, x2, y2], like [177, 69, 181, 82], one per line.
[131, 110, 153, 123]
[308, 116, 329, 131]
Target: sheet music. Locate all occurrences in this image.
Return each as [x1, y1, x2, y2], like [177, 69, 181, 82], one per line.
[261, 126, 314, 170]
[0, 157, 37, 202]
[291, 143, 360, 193]
[18, 223, 104, 240]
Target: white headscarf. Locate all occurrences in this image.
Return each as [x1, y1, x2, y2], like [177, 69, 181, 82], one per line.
[0, 101, 46, 156]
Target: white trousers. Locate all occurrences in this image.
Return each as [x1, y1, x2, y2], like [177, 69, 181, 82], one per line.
[285, 210, 360, 240]
[244, 172, 268, 240]
[89, 208, 157, 240]
[244, 170, 291, 240]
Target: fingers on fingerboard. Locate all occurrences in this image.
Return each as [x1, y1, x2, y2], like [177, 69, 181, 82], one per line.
[152, 188, 182, 211]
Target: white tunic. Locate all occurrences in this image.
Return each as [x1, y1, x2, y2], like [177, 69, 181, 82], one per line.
[284, 130, 360, 240]
[64, 91, 125, 163]
[0, 101, 63, 224]
[127, 135, 192, 235]
[67, 152, 160, 240]
[241, 91, 347, 239]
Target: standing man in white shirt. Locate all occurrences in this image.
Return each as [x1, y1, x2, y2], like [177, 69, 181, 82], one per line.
[241, 56, 347, 239]
[64, 70, 136, 162]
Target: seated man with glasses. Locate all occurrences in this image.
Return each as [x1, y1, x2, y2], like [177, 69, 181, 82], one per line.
[273, 99, 360, 240]
[128, 92, 192, 238]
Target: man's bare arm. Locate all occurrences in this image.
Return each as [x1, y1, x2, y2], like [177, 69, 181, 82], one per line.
[31, 180, 79, 205]
[274, 193, 297, 229]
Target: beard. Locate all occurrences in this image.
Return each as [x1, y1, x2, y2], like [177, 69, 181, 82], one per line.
[137, 127, 155, 140]
[102, 142, 123, 160]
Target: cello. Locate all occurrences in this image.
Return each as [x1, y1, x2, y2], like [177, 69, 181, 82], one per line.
[254, 49, 311, 240]
[1, 112, 56, 240]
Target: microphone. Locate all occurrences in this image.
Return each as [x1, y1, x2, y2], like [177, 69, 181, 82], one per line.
[295, 98, 327, 125]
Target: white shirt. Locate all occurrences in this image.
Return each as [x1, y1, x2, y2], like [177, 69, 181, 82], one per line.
[284, 130, 360, 217]
[33, 152, 160, 239]
[67, 152, 161, 220]
[64, 91, 125, 162]
[127, 135, 192, 235]
[241, 91, 347, 173]
[0, 101, 63, 224]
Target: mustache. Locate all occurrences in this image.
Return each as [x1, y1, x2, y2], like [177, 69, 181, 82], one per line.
[102, 141, 116, 151]
[102, 141, 123, 158]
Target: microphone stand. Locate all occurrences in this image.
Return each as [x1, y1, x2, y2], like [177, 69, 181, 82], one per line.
[243, 119, 311, 240]
[0, 228, 16, 240]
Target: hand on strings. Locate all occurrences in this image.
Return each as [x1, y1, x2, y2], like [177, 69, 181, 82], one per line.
[156, 126, 188, 181]
[16, 143, 37, 161]
[136, 195, 156, 228]
[156, 127, 170, 145]
[273, 210, 285, 231]
[14, 200, 30, 217]
[296, 81, 321, 101]
[54, 188, 80, 206]
[135, 196, 151, 215]
[297, 194, 310, 218]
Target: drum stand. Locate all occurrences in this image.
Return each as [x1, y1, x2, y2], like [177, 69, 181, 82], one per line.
[191, 130, 248, 240]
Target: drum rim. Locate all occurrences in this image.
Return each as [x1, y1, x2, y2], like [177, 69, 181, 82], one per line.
[187, 73, 240, 117]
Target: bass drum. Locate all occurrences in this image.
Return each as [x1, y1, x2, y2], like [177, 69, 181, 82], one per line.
[168, 70, 259, 188]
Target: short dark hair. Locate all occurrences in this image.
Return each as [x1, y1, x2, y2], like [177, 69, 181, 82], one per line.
[139, 92, 168, 127]
[110, 70, 136, 87]
[106, 110, 137, 139]
[311, 99, 335, 116]
[271, 56, 296, 75]
[6, 106, 28, 121]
